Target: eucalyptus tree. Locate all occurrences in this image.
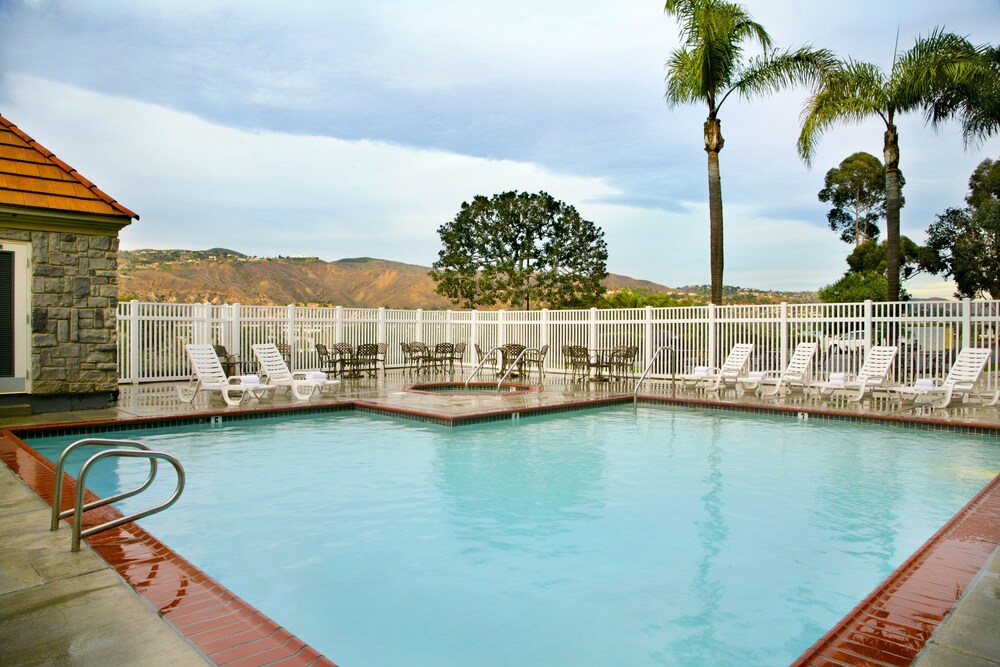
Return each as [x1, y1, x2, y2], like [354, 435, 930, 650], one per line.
[797, 29, 983, 301]
[663, 0, 833, 305]
[818, 152, 899, 247]
[924, 158, 1000, 299]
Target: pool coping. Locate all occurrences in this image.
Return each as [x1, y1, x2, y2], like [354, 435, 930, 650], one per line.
[3, 395, 1000, 666]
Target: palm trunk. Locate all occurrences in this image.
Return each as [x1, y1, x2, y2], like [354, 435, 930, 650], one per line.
[705, 118, 725, 305]
[883, 124, 901, 301]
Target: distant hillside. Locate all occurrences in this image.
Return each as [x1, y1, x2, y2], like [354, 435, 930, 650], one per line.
[118, 249, 817, 308]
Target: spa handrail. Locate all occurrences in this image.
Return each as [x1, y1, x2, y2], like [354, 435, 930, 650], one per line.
[465, 345, 503, 388]
[496, 347, 529, 390]
[633, 345, 677, 401]
[51, 438, 158, 531]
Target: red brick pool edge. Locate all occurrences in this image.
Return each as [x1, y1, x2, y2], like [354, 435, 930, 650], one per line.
[791, 473, 1000, 666]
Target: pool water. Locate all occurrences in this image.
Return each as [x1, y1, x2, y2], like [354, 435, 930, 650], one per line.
[28, 407, 1000, 667]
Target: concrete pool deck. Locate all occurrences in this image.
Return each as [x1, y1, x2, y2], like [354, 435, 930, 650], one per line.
[1, 372, 999, 666]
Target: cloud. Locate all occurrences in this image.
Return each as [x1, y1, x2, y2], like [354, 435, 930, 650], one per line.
[2, 75, 619, 260]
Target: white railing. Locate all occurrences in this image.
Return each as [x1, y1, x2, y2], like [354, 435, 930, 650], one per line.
[117, 299, 1000, 392]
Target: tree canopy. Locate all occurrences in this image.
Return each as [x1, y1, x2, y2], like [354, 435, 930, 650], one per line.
[818, 152, 901, 246]
[818, 271, 889, 303]
[966, 157, 1000, 209]
[819, 238, 926, 303]
[845, 238, 926, 283]
[923, 158, 1000, 299]
[430, 191, 608, 310]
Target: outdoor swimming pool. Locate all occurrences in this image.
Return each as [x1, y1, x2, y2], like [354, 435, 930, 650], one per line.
[27, 406, 1000, 667]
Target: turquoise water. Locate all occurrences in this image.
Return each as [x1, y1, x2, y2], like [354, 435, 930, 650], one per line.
[27, 407, 1000, 667]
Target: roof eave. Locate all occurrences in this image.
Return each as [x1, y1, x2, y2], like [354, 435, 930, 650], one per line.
[0, 205, 134, 236]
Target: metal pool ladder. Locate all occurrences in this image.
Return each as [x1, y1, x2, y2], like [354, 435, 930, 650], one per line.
[50, 438, 185, 552]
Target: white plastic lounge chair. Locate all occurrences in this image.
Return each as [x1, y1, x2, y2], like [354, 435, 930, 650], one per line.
[680, 343, 755, 392]
[893, 347, 997, 408]
[252, 343, 341, 400]
[811, 345, 898, 402]
[178, 344, 277, 406]
[739, 342, 818, 397]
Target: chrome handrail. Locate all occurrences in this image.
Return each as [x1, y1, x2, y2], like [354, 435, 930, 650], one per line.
[71, 449, 185, 552]
[51, 438, 157, 531]
[464, 345, 503, 388]
[497, 347, 529, 390]
[633, 345, 677, 401]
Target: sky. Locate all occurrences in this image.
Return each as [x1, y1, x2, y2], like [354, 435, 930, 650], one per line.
[1, 0, 999, 298]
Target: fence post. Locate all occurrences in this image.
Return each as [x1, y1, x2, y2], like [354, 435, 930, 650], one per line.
[378, 307, 386, 343]
[863, 300, 873, 351]
[540, 309, 549, 349]
[497, 311, 506, 347]
[195, 303, 211, 345]
[128, 300, 140, 384]
[707, 303, 717, 369]
[779, 302, 789, 367]
[644, 305, 653, 367]
[962, 297, 972, 349]
[589, 308, 598, 350]
[416, 309, 425, 343]
[334, 306, 344, 343]
[470, 309, 479, 351]
[230, 303, 242, 360]
[286, 304, 296, 368]
[446, 310, 453, 343]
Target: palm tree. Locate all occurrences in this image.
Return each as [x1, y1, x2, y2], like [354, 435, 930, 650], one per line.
[663, 0, 833, 305]
[797, 30, 983, 301]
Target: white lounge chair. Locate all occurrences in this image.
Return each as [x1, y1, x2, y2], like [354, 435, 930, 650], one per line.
[252, 343, 341, 400]
[893, 347, 997, 408]
[680, 343, 755, 392]
[738, 342, 818, 397]
[811, 345, 898, 402]
[178, 344, 277, 406]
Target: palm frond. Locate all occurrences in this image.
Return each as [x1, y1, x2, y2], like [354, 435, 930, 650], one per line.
[797, 60, 889, 164]
[665, 49, 710, 106]
[730, 46, 837, 106]
[919, 40, 999, 145]
[891, 28, 981, 112]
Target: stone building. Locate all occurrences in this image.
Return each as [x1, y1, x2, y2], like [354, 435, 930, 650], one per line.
[0, 114, 137, 413]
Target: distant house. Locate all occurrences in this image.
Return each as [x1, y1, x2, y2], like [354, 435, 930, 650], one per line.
[0, 114, 137, 413]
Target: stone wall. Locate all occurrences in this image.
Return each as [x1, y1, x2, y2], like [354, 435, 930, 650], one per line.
[0, 226, 120, 396]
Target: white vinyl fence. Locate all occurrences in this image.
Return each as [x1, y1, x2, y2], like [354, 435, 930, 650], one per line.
[117, 299, 1000, 391]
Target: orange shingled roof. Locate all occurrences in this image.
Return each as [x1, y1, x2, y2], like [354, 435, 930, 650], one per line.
[0, 113, 138, 220]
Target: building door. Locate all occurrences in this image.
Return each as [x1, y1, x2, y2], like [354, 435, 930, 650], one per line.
[0, 241, 29, 393]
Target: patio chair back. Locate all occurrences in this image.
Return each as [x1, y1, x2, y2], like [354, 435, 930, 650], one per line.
[784, 342, 818, 380]
[720, 344, 755, 377]
[942, 347, 992, 389]
[252, 343, 294, 384]
[856, 345, 898, 384]
[186, 344, 230, 387]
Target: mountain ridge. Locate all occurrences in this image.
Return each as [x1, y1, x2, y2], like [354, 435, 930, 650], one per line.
[118, 248, 818, 308]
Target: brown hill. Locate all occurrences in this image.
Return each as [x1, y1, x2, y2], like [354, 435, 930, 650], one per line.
[117, 249, 815, 307]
